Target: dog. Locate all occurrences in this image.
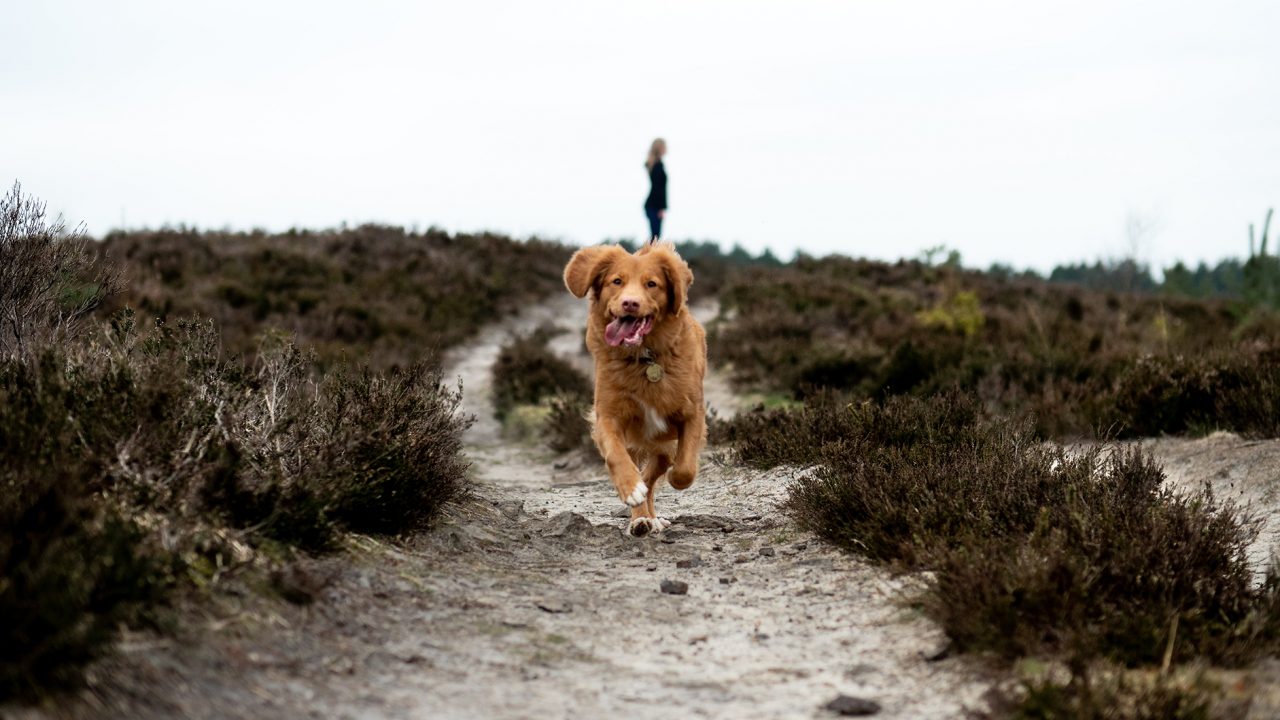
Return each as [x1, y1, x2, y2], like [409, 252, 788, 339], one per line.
[563, 241, 707, 537]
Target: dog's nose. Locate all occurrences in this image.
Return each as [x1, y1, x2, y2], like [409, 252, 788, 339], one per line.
[621, 297, 641, 315]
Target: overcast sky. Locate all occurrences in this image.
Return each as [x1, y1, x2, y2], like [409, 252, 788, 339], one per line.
[3, 1, 1277, 272]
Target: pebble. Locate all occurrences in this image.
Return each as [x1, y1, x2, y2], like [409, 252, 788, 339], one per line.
[844, 663, 877, 678]
[536, 599, 572, 614]
[920, 638, 952, 662]
[719, 576, 736, 584]
[660, 579, 689, 595]
[676, 556, 703, 569]
[733, 554, 752, 564]
[824, 694, 881, 716]
[496, 500, 524, 520]
[759, 546, 777, 557]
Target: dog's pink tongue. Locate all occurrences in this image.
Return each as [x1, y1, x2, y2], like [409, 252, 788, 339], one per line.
[605, 317, 638, 347]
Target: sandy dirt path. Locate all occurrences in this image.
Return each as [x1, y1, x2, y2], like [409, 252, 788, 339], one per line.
[18, 297, 1280, 720]
[397, 295, 994, 719]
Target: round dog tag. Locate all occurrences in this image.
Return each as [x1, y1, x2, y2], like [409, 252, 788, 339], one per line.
[646, 364, 664, 383]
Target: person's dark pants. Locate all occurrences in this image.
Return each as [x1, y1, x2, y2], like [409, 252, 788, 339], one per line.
[645, 207, 662, 240]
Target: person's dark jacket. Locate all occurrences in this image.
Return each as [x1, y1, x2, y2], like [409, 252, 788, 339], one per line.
[645, 161, 667, 211]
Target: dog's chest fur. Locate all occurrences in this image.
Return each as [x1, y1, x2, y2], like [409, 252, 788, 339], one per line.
[638, 401, 669, 438]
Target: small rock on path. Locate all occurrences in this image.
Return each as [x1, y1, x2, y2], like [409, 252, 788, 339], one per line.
[825, 694, 882, 716]
[659, 579, 689, 595]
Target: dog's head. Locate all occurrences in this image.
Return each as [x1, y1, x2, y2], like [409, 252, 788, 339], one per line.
[563, 242, 694, 347]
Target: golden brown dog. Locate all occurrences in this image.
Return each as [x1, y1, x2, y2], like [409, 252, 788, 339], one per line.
[564, 241, 706, 537]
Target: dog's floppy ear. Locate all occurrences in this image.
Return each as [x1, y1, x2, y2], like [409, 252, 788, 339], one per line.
[658, 250, 694, 314]
[564, 245, 616, 299]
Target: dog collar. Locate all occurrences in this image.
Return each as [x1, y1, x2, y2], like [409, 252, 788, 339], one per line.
[639, 348, 664, 382]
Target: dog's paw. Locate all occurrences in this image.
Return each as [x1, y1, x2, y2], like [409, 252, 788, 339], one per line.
[626, 516, 671, 538]
[627, 516, 655, 538]
[669, 468, 696, 490]
[622, 480, 649, 507]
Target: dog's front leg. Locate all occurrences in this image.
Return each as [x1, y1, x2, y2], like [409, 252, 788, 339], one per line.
[594, 416, 648, 506]
[669, 405, 706, 490]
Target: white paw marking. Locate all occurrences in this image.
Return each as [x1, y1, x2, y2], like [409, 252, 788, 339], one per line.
[641, 402, 668, 439]
[654, 517, 672, 532]
[624, 481, 649, 507]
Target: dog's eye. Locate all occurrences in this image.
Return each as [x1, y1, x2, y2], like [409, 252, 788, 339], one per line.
[612, 278, 622, 285]
[646, 281, 658, 288]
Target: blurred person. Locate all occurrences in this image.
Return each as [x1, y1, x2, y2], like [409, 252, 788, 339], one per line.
[644, 138, 667, 241]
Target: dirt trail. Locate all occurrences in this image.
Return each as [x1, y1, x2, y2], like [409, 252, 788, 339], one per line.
[400, 295, 993, 719]
[22, 297, 1280, 720]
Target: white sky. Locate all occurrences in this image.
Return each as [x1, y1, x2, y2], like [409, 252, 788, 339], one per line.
[3, 1, 1278, 272]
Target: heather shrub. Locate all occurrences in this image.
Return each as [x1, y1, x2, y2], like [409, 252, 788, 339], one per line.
[779, 395, 1070, 564]
[926, 454, 1279, 665]
[490, 327, 595, 451]
[721, 394, 1280, 668]
[3, 292, 472, 699]
[0, 475, 169, 699]
[0, 187, 165, 699]
[0, 353, 166, 696]
[544, 393, 594, 453]
[1099, 349, 1280, 438]
[101, 225, 573, 367]
[492, 326, 591, 413]
[306, 363, 471, 536]
[0, 182, 121, 359]
[4, 189, 545, 699]
[1006, 668, 1216, 720]
[710, 254, 1280, 439]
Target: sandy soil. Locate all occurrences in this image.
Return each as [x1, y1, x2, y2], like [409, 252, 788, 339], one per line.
[1140, 433, 1280, 581]
[11, 297, 1280, 719]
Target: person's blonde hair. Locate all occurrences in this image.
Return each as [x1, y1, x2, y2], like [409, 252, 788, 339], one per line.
[645, 138, 666, 170]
